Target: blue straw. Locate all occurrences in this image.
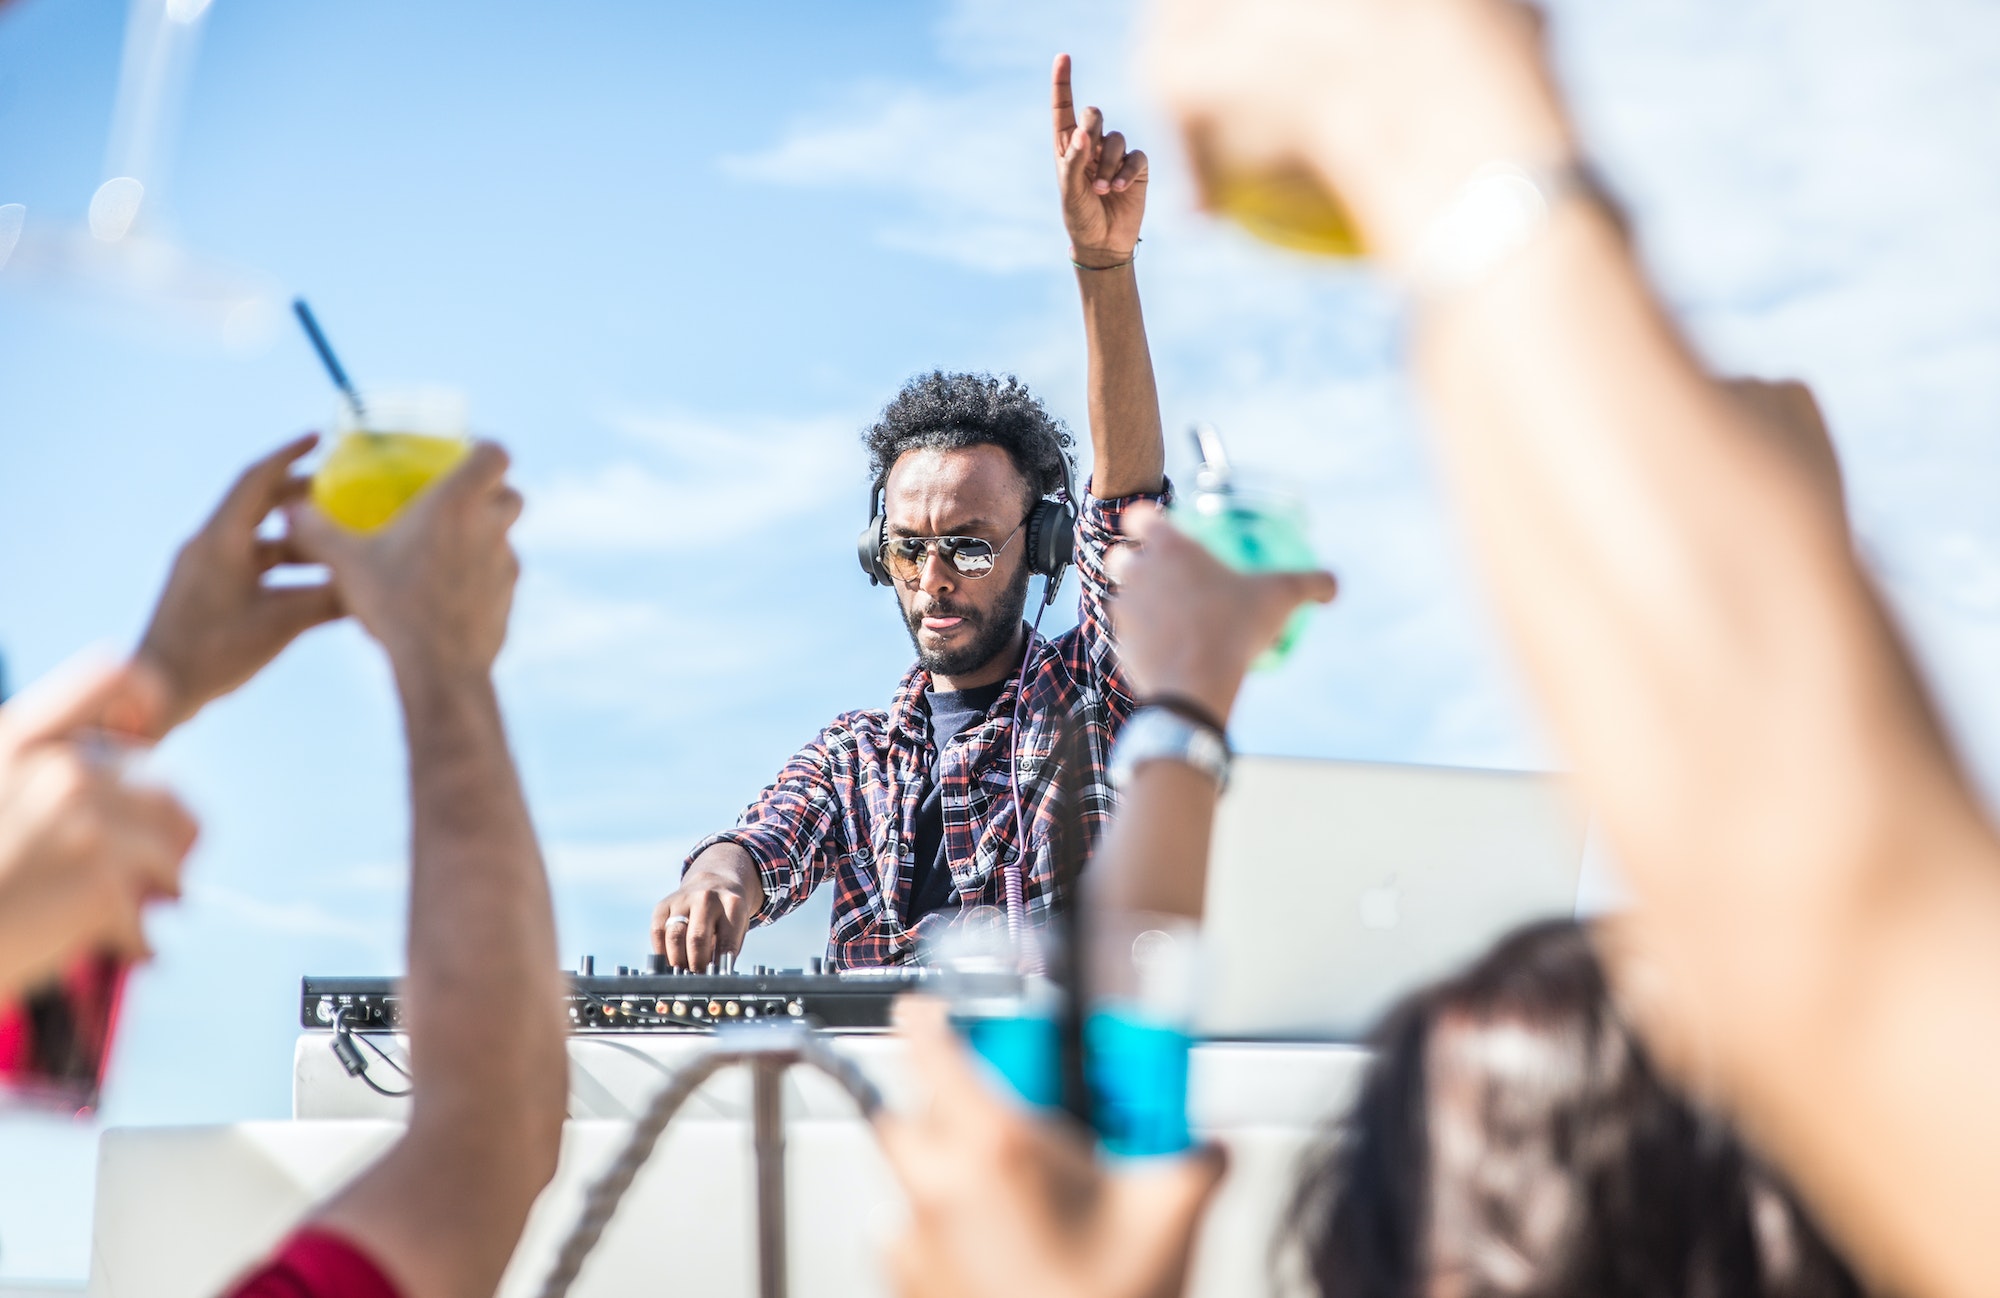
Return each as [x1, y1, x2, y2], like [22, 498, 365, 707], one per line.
[292, 297, 366, 423]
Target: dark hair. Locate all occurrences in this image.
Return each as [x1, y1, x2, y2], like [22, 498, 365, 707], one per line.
[863, 371, 1074, 504]
[1285, 920, 1864, 1298]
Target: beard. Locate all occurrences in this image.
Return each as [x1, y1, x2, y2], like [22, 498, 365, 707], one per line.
[902, 561, 1033, 677]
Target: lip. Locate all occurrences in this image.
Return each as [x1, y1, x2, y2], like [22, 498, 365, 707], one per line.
[921, 616, 965, 632]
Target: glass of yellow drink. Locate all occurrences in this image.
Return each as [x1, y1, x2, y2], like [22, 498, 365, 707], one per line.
[1187, 129, 1367, 258]
[311, 387, 471, 532]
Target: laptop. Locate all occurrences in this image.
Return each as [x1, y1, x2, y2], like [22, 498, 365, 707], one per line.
[1196, 755, 1587, 1041]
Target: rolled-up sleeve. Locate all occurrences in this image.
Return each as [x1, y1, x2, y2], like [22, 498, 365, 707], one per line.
[685, 723, 855, 925]
[1072, 477, 1173, 705]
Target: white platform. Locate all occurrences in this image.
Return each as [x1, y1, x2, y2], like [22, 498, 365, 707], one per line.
[83, 1033, 1369, 1297]
[292, 1030, 1369, 1128]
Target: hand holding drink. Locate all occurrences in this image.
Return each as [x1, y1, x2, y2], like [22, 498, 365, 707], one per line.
[1169, 425, 1322, 669]
[312, 388, 471, 532]
[292, 298, 470, 534]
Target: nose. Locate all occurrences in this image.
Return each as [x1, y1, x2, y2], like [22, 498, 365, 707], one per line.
[919, 545, 957, 600]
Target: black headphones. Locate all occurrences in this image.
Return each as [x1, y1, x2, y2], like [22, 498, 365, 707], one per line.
[858, 450, 1077, 607]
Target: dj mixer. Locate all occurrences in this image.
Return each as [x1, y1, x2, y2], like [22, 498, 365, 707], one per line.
[301, 956, 944, 1034]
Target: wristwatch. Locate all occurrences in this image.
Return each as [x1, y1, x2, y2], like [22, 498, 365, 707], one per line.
[1109, 705, 1232, 792]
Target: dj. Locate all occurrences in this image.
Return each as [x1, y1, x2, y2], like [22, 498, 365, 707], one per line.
[650, 56, 1170, 970]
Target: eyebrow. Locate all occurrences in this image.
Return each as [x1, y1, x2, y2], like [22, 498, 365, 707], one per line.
[886, 518, 1003, 538]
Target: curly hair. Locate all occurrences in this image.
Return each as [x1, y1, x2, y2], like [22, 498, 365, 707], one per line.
[863, 371, 1075, 504]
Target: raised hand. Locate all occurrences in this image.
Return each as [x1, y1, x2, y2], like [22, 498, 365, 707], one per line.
[1053, 53, 1149, 268]
[288, 441, 523, 681]
[1107, 504, 1337, 724]
[0, 656, 198, 999]
[137, 435, 344, 737]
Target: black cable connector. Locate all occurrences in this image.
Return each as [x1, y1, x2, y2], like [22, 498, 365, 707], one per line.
[332, 1007, 413, 1098]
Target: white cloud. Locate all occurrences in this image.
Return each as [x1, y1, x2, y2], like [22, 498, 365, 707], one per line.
[516, 408, 861, 554]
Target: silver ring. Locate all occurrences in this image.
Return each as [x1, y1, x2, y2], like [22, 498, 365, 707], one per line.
[663, 915, 691, 929]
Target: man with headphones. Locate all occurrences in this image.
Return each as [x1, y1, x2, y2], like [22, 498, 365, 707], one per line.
[649, 55, 1171, 970]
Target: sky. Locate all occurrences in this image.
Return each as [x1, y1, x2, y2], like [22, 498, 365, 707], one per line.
[1, 0, 1998, 1283]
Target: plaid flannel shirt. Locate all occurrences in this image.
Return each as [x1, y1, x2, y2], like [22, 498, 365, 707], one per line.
[685, 481, 1168, 968]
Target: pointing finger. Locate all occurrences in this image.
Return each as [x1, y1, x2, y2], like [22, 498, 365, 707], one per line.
[1051, 53, 1076, 156]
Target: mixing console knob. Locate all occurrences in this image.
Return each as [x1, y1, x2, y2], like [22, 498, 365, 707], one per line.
[646, 953, 668, 975]
[707, 1000, 723, 1017]
[788, 1001, 804, 1017]
[672, 1000, 688, 1016]
[809, 958, 823, 975]
[616, 965, 629, 977]
[580, 956, 596, 976]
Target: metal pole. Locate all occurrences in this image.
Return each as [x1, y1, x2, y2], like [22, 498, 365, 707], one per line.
[752, 1056, 788, 1298]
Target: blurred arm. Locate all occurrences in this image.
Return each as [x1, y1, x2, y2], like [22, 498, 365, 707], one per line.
[291, 446, 566, 1298]
[1416, 178, 2000, 1298]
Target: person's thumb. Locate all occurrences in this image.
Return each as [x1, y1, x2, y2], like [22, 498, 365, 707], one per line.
[0, 652, 165, 750]
[1289, 568, 1339, 606]
[1158, 1142, 1228, 1229]
[1116, 1143, 1229, 1294]
[1259, 568, 1337, 616]
[284, 499, 358, 570]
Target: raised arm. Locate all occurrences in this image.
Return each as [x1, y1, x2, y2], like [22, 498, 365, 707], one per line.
[1150, 5, 2000, 1297]
[288, 445, 566, 1298]
[1097, 507, 1333, 919]
[1054, 54, 1166, 500]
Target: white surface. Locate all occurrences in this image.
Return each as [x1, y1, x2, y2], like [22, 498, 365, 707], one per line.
[91, 1117, 1329, 1298]
[64, 1032, 1370, 1298]
[294, 1031, 1369, 1128]
[1201, 757, 1586, 1039]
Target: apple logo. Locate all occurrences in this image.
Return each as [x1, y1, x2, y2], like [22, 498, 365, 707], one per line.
[1359, 884, 1401, 931]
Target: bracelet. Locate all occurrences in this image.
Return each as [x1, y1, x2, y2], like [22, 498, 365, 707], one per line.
[1110, 704, 1232, 792]
[1072, 238, 1139, 271]
[1405, 158, 1623, 302]
[1137, 693, 1229, 739]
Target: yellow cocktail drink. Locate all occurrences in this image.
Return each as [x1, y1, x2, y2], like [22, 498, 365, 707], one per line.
[308, 386, 470, 532]
[1187, 128, 1366, 258]
[1206, 165, 1365, 257]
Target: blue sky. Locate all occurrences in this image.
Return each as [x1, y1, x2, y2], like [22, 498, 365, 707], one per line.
[3, 0, 1998, 1282]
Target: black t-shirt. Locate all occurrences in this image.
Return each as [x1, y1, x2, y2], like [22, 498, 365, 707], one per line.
[908, 681, 1008, 925]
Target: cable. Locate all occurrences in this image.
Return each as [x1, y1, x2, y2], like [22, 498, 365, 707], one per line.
[355, 1030, 412, 1081]
[331, 1007, 413, 1099]
[1003, 587, 1058, 975]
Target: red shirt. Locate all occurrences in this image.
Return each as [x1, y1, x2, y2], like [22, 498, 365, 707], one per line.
[223, 1228, 402, 1298]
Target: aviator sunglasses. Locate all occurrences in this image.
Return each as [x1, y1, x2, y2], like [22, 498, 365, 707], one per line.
[880, 520, 1026, 586]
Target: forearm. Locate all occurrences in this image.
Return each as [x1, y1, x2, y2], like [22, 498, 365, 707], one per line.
[1418, 198, 2000, 1295]
[1089, 762, 1218, 921]
[1422, 203, 1965, 938]
[1076, 264, 1166, 499]
[395, 667, 566, 1144]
